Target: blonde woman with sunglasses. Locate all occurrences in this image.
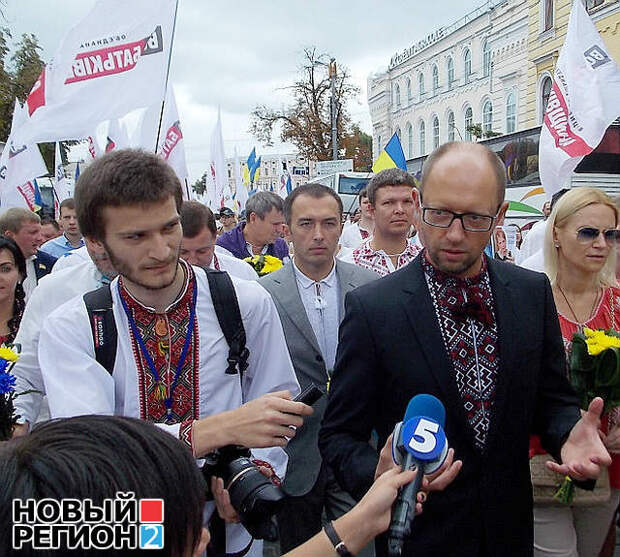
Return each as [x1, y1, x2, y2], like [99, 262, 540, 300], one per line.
[532, 187, 620, 557]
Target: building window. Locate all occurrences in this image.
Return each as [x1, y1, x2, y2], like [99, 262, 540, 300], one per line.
[419, 72, 425, 97]
[464, 107, 473, 141]
[506, 92, 516, 133]
[541, 76, 552, 121]
[432, 65, 439, 96]
[483, 100, 493, 134]
[483, 41, 491, 77]
[419, 121, 426, 155]
[447, 57, 454, 89]
[407, 78, 412, 102]
[395, 84, 401, 108]
[464, 49, 472, 84]
[585, 0, 604, 10]
[407, 123, 413, 158]
[377, 135, 382, 153]
[432, 116, 440, 149]
[447, 110, 455, 141]
[543, 0, 554, 31]
[395, 127, 402, 140]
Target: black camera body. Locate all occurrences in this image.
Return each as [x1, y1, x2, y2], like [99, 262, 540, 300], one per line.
[203, 445, 284, 541]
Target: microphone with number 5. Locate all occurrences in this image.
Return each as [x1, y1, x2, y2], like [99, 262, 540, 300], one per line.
[388, 394, 448, 557]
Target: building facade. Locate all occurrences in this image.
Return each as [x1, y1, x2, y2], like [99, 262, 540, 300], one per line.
[525, 0, 620, 128]
[226, 153, 314, 193]
[368, 0, 529, 162]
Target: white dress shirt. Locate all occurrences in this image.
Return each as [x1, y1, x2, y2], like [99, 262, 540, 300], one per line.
[212, 252, 259, 280]
[292, 260, 340, 371]
[339, 222, 372, 249]
[23, 256, 37, 300]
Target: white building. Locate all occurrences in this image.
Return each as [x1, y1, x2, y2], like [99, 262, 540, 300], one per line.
[226, 153, 314, 192]
[368, 0, 528, 165]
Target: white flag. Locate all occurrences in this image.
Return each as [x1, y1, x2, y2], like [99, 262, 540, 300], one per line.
[87, 133, 101, 159]
[0, 102, 49, 210]
[132, 104, 160, 151]
[209, 109, 227, 209]
[104, 118, 131, 152]
[233, 147, 247, 212]
[157, 85, 189, 197]
[539, 0, 620, 196]
[54, 142, 72, 202]
[14, 0, 177, 144]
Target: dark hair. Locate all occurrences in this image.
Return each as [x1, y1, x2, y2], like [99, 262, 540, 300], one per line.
[245, 191, 283, 220]
[180, 201, 217, 237]
[40, 217, 60, 231]
[550, 188, 569, 212]
[358, 187, 368, 203]
[75, 149, 183, 240]
[0, 208, 40, 235]
[59, 198, 76, 216]
[421, 141, 507, 205]
[0, 415, 206, 557]
[0, 235, 26, 343]
[366, 168, 415, 205]
[283, 183, 343, 225]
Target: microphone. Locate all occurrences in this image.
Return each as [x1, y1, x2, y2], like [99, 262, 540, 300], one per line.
[388, 394, 448, 557]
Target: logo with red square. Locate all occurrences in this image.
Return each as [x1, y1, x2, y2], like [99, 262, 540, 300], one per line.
[139, 499, 164, 523]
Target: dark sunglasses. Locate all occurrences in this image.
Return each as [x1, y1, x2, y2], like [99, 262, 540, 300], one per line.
[576, 227, 620, 244]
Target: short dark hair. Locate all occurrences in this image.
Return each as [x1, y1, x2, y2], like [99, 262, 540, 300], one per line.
[367, 168, 415, 205]
[421, 141, 507, 205]
[180, 201, 217, 237]
[0, 235, 26, 342]
[0, 416, 206, 557]
[59, 198, 75, 216]
[245, 191, 283, 220]
[358, 187, 368, 203]
[283, 183, 343, 225]
[40, 217, 60, 231]
[75, 149, 183, 240]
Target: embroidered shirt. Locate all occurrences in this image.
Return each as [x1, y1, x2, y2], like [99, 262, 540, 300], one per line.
[118, 262, 199, 425]
[422, 254, 500, 449]
[349, 238, 421, 277]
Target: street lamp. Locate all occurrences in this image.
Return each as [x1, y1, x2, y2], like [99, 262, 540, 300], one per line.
[329, 58, 338, 161]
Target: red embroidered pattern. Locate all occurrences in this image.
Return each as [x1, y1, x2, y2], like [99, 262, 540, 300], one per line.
[179, 420, 194, 452]
[120, 263, 200, 425]
[352, 238, 421, 277]
[423, 255, 499, 449]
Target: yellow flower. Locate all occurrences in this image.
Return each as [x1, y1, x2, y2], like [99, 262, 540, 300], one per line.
[260, 255, 283, 274]
[0, 346, 19, 362]
[584, 328, 620, 356]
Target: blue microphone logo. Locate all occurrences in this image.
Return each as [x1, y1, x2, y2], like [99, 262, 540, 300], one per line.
[401, 416, 446, 462]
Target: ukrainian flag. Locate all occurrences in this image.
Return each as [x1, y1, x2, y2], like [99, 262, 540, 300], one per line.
[372, 133, 407, 173]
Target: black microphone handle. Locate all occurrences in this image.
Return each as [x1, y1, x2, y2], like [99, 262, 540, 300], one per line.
[387, 454, 424, 557]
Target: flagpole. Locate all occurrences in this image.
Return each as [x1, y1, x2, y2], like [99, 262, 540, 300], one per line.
[154, 0, 180, 153]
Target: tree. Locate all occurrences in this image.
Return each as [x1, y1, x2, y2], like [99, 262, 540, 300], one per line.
[341, 124, 372, 171]
[11, 33, 44, 103]
[250, 48, 361, 162]
[0, 27, 12, 141]
[466, 123, 502, 141]
[192, 172, 207, 195]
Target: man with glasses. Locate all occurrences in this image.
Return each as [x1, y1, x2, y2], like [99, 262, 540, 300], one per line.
[320, 141, 610, 557]
[343, 169, 421, 277]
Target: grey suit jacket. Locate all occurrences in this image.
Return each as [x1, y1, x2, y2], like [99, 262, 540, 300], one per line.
[259, 259, 378, 496]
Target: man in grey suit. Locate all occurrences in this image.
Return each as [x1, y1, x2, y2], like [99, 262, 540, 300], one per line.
[260, 183, 377, 553]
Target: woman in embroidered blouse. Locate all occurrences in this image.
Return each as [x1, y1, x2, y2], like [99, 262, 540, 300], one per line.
[0, 236, 26, 346]
[533, 187, 620, 557]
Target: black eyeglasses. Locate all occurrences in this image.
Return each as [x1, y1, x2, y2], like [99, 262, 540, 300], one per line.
[576, 227, 620, 245]
[421, 207, 499, 232]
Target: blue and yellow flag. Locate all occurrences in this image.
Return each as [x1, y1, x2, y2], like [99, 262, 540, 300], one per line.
[372, 133, 407, 173]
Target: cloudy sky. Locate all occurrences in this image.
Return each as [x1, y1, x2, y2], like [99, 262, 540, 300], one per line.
[11, 0, 484, 180]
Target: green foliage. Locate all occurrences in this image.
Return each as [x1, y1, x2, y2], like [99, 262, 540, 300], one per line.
[192, 172, 207, 195]
[465, 123, 503, 141]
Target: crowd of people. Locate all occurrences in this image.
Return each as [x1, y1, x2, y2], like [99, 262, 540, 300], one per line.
[0, 142, 618, 557]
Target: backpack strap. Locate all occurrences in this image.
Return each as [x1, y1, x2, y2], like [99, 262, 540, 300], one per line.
[83, 284, 118, 376]
[205, 268, 249, 377]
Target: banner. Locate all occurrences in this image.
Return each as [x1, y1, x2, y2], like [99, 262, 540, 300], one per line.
[538, 0, 620, 196]
[0, 102, 49, 210]
[54, 142, 72, 203]
[209, 109, 227, 209]
[14, 0, 177, 144]
[234, 147, 247, 212]
[105, 118, 131, 152]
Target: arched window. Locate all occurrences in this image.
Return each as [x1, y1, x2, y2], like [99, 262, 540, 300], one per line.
[447, 110, 455, 141]
[407, 123, 413, 158]
[432, 116, 440, 149]
[432, 65, 439, 95]
[419, 72, 425, 97]
[447, 57, 454, 89]
[541, 76, 552, 121]
[506, 92, 516, 133]
[464, 49, 472, 83]
[406, 78, 412, 102]
[395, 84, 401, 108]
[483, 41, 491, 77]
[419, 121, 426, 155]
[395, 127, 402, 140]
[483, 100, 493, 133]
[464, 107, 473, 141]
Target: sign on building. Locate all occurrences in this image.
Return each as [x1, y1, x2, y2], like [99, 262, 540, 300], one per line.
[315, 159, 354, 176]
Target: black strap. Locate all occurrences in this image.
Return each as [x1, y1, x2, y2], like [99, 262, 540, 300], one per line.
[205, 268, 249, 377]
[83, 284, 117, 376]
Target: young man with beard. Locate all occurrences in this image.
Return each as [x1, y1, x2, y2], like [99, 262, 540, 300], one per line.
[343, 169, 421, 277]
[38, 149, 310, 556]
[320, 142, 611, 557]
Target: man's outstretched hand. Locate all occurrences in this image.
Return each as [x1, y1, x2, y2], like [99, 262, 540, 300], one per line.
[547, 397, 612, 480]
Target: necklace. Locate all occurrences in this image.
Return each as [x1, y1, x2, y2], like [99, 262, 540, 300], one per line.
[557, 284, 600, 325]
